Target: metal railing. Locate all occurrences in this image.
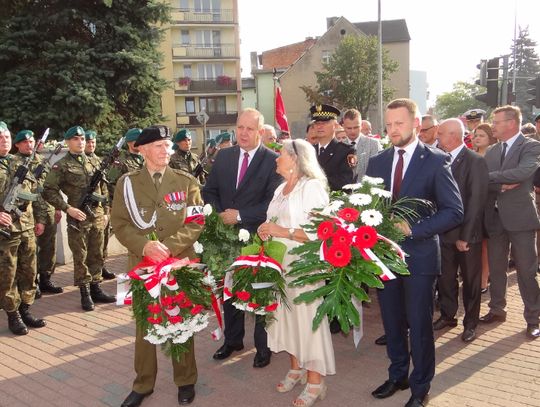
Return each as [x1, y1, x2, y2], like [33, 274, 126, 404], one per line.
[176, 111, 238, 126]
[172, 43, 238, 58]
[171, 8, 235, 24]
[175, 77, 237, 92]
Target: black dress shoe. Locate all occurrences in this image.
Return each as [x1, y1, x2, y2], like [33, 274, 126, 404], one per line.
[479, 312, 506, 324]
[405, 395, 426, 407]
[371, 379, 409, 399]
[461, 328, 476, 343]
[253, 350, 271, 368]
[212, 343, 244, 360]
[526, 323, 540, 339]
[330, 318, 342, 334]
[178, 384, 195, 405]
[375, 334, 387, 346]
[432, 317, 458, 331]
[121, 390, 153, 407]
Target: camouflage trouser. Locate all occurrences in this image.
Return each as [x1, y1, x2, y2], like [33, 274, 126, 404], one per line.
[67, 220, 104, 286]
[0, 229, 37, 312]
[102, 222, 112, 260]
[37, 218, 58, 276]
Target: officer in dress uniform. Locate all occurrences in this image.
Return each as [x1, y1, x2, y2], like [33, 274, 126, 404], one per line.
[13, 130, 63, 296]
[169, 129, 205, 185]
[112, 125, 203, 407]
[0, 124, 47, 335]
[43, 126, 116, 311]
[463, 109, 486, 148]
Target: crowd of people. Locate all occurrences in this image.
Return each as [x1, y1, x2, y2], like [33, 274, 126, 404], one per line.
[1, 99, 539, 407]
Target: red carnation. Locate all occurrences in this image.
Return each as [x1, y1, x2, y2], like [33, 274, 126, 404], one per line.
[354, 226, 378, 249]
[337, 207, 360, 222]
[248, 302, 260, 309]
[167, 315, 183, 324]
[317, 220, 335, 240]
[147, 316, 163, 324]
[178, 297, 193, 308]
[333, 227, 352, 246]
[173, 291, 186, 304]
[147, 302, 162, 314]
[160, 295, 173, 307]
[191, 304, 204, 315]
[264, 303, 278, 312]
[236, 290, 251, 301]
[325, 243, 352, 267]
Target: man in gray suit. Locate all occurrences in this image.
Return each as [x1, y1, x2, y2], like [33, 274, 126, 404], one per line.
[343, 109, 381, 181]
[481, 105, 540, 339]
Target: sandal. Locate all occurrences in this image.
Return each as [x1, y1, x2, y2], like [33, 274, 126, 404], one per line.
[277, 369, 307, 393]
[292, 381, 327, 407]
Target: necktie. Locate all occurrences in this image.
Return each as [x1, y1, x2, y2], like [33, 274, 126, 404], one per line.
[500, 142, 507, 166]
[153, 172, 162, 190]
[351, 141, 356, 147]
[319, 146, 325, 155]
[237, 152, 249, 186]
[392, 149, 405, 200]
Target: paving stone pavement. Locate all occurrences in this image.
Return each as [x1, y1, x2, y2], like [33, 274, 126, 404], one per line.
[0, 253, 538, 407]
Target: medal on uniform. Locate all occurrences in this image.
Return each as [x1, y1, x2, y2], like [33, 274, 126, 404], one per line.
[164, 191, 186, 211]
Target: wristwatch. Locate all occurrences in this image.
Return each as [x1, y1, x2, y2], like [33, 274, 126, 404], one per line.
[288, 228, 295, 240]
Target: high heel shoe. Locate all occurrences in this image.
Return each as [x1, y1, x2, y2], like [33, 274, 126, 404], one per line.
[277, 369, 307, 393]
[292, 381, 327, 407]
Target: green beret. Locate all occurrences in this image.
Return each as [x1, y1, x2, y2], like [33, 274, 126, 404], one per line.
[0, 121, 8, 132]
[134, 125, 170, 147]
[174, 129, 191, 143]
[14, 130, 34, 144]
[216, 131, 231, 144]
[124, 128, 142, 142]
[64, 126, 85, 140]
[206, 138, 217, 148]
[85, 130, 97, 140]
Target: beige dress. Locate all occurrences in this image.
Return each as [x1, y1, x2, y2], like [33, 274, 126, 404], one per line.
[266, 177, 336, 376]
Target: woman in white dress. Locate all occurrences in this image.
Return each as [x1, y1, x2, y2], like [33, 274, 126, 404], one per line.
[257, 139, 335, 407]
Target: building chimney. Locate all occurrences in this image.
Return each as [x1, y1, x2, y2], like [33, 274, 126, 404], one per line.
[326, 17, 338, 29]
[250, 51, 259, 72]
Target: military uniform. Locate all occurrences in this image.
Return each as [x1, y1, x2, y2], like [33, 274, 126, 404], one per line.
[111, 125, 203, 401]
[107, 149, 145, 199]
[169, 129, 205, 185]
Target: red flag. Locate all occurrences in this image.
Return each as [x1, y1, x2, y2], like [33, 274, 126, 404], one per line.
[275, 86, 289, 132]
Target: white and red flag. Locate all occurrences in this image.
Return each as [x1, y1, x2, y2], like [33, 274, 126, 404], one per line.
[275, 86, 289, 132]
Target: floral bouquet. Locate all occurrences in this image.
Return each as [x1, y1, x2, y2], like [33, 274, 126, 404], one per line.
[224, 232, 288, 318]
[128, 257, 213, 361]
[288, 176, 429, 333]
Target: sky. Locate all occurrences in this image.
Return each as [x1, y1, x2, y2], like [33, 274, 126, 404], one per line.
[237, 0, 540, 107]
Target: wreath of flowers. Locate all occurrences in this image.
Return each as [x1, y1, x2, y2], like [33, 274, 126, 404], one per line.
[288, 176, 430, 333]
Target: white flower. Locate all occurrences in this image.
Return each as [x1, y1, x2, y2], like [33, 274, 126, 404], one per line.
[238, 228, 250, 242]
[202, 273, 217, 290]
[342, 183, 363, 191]
[193, 241, 204, 254]
[371, 187, 392, 199]
[321, 200, 344, 216]
[361, 209, 383, 227]
[362, 175, 384, 185]
[349, 193, 372, 206]
[203, 204, 213, 216]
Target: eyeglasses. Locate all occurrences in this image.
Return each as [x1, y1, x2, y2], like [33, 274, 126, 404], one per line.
[419, 126, 435, 133]
[492, 118, 513, 125]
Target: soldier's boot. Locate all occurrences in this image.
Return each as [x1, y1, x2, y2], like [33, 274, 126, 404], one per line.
[90, 282, 116, 304]
[34, 276, 42, 299]
[79, 284, 95, 311]
[39, 273, 64, 294]
[19, 303, 46, 328]
[6, 311, 29, 335]
[101, 267, 116, 280]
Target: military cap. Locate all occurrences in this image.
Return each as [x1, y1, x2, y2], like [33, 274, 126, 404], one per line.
[124, 128, 142, 142]
[309, 104, 341, 121]
[216, 131, 231, 145]
[206, 138, 217, 148]
[0, 121, 8, 132]
[534, 113, 540, 123]
[173, 129, 191, 143]
[84, 130, 97, 140]
[463, 109, 486, 120]
[134, 125, 170, 147]
[14, 130, 34, 144]
[64, 126, 85, 140]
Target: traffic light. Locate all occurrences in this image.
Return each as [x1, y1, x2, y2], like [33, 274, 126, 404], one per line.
[526, 75, 540, 107]
[475, 60, 487, 87]
[475, 58, 499, 108]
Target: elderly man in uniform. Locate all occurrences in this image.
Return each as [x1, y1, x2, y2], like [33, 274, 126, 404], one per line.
[0, 124, 47, 335]
[169, 129, 205, 185]
[112, 125, 203, 407]
[13, 130, 64, 296]
[43, 126, 115, 311]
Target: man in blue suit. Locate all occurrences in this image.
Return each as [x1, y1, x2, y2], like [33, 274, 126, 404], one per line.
[366, 99, 463, 407]
[203, 108, 282, 368]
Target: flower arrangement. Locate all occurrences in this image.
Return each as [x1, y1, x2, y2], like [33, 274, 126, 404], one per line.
[288, 176, 429, 333]
[178, 76, 192, 86]
[224, 232, 288, 318]
[128, 257, 213, 361]
[216, 75, 233, 86]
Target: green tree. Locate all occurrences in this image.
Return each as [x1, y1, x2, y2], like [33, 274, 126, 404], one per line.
[0, 0, 170, 152]
[433, 81, 489, 119]
[300, 34, 398, 118]
[509, 26, 540, 122]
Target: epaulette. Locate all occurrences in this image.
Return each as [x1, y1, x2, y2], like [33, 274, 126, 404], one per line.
[170, 167, 198, 182]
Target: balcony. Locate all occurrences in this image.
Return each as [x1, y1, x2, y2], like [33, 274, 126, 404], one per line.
[172, 43, 238, 59]
[175, 76, 237, 94]
[176, 111, 238, 127]
[171, 8, 235, 24]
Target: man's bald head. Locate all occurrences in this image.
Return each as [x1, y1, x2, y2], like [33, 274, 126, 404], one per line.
[436, 118, 465, 153]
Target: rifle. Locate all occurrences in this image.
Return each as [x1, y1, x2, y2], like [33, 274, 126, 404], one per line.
[33, 142, 64, 180]
[68, 136, 125, 231]
[192, 144, 208, 179]
[1, 128, 49, 239]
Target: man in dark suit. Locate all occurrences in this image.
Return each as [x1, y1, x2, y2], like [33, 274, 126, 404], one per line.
[366, 99, 463, 407]
[434, 119, 488, 343]
[311, 104, 354, 191]
[203, 108, 282, 367]
[480, 105, 540, 339]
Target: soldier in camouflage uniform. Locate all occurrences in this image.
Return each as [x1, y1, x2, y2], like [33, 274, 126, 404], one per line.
[43, 126, 115, 311]
[0, 124, 47, 335]
[169, 129, 206, 185]
[14, 130, 64, 296]
[203, 138, 218, 174]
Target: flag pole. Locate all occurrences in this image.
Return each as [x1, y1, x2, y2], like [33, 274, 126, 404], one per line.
[273, 67, 278, 128]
